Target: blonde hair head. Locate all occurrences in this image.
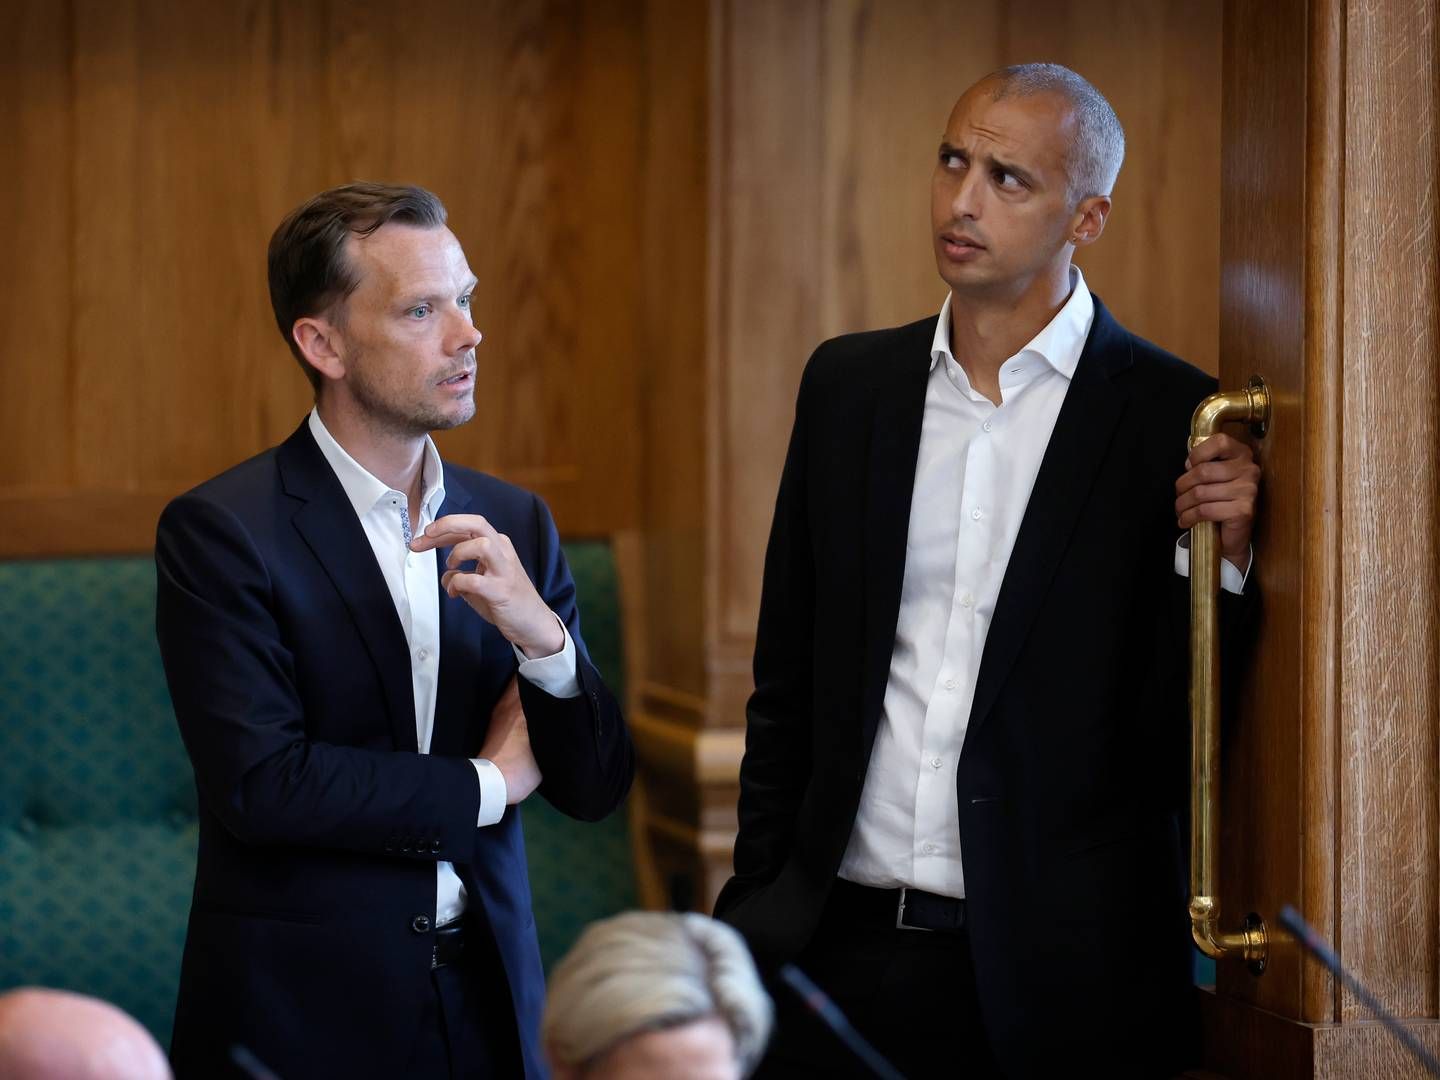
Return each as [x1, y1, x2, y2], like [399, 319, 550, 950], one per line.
[542, 912, 773, 1076]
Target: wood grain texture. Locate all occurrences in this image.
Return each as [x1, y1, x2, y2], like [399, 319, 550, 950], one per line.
[1213, 0, 1311, 1028]
[0, 0, 651, 552]
[1209, 0, 1440, 1070]
[1338, 0, 1439, 1024]
[0, 1, 72, 495]
[637, 0, 709, 701]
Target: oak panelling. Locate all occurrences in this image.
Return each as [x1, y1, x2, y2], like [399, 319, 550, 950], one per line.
[706, 0, 827, 725]
[0, 2, 71, 496]
[637, 0, 708, 701]
[1300, 0, 1345, 1029]
[0, 0, 649, 555]
[1209, 0, 1440, 1070]
[1338, 0, 1439, 1024]
[73, 0, 141, 494]
[1213, 0, 1311, 1031]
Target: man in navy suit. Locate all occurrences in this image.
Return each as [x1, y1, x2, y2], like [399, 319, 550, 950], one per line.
[715, 65, 1260, 1077]
[156, 183, 632, 1079]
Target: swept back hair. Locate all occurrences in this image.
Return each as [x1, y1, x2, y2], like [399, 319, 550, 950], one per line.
[267, 182, 447, 391]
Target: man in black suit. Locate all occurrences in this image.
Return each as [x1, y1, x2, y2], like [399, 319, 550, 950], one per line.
[155, 183, 633, 1079]
[714, 64, 1259, 1078]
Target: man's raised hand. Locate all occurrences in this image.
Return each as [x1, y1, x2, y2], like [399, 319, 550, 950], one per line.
[411, 514, 565, 658]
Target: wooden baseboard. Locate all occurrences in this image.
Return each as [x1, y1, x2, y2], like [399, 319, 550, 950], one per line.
[1198, 988, 1440, 1079]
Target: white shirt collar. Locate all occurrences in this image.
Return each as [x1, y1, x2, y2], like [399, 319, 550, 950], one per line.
[929, 265, 1095, 390]
[306, 408, 446, 521]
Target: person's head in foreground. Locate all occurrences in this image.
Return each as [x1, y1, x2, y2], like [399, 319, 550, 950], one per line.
[543, 912, 773, 1080]
[0, 988, 171, 1080]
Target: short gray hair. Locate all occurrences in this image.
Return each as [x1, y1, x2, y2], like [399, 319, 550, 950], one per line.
[988, 63, 1125, 203]
[542, 912, 773, 1076]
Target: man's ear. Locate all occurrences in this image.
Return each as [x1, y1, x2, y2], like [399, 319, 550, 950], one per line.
[1069, 194, 1112, 248]
[293, 316, 346, 382]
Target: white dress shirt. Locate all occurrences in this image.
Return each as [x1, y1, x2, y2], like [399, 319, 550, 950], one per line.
[837, 269, 1248, 899]
[307, 409, 579, 925]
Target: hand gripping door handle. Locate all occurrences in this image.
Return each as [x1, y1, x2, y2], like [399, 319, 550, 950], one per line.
[1188, 375, 1270, 975]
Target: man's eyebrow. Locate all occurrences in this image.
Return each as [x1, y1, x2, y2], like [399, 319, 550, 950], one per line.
[989, 155, 1037, 186]
[402, 277, 479, 303]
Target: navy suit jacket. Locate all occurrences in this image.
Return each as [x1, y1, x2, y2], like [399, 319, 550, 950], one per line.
[156, 421, 632, 1079]
[714, 298, 1255, 1077]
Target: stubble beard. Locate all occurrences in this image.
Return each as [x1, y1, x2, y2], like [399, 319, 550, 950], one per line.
[347, 347, 477, 439]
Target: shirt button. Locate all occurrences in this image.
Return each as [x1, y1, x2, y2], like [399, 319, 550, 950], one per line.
[418, 648, 430, 662]
[922, 842, 937, 855]
[982, 420, 993, 432]
[944, 678, 957, 691]
[960, 594, 974, 609]
[931, 756, 943, 769]
[971, 508, 983, 521]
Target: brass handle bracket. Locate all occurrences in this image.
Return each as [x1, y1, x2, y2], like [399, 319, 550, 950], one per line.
[1188, 374, 1271, 976]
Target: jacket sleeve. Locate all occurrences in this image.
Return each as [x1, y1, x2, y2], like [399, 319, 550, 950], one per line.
[714, 360, 819, 915]
[520, 493, 635, 822]
[155, 492, 481, 861]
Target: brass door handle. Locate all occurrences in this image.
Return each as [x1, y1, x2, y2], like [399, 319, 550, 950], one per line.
[1188, 375, 1270, 975]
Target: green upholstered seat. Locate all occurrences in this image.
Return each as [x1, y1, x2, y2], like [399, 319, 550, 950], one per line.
[0, 559, 197, 1046]
[0, 543, 634, 1046]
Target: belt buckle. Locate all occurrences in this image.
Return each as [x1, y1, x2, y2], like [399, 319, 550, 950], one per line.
[895, 887, 933, 932]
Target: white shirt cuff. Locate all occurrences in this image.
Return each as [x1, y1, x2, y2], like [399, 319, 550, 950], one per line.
[471, 757, 508, 827]
[1174, 536, 1252, 595]
[512, 615, 582, 699]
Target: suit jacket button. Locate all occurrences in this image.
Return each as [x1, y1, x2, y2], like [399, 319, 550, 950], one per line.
[431, 839, 442, 854]
[412, 914, 431, 934]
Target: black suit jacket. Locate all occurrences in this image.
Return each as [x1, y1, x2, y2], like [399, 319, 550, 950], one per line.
[155, 421, 633, 1079]
[714, 298, 1254, 1077]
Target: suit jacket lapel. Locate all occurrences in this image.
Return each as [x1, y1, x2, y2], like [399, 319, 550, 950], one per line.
[859, 322, 935, 756]
[278, 422, 419, 752]
[430, 471, 476, 759]
[965, 298, 1133, 742]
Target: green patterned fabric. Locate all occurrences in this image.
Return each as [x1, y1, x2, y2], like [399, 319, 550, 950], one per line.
[526, 542, 636, 971]
[0, 542, 635, 1045]
[0, 559, 197, 1046]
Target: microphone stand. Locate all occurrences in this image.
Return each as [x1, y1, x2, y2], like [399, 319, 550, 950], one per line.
[1278, 905, 1440, 1078]
[779, 963, 907, 1080]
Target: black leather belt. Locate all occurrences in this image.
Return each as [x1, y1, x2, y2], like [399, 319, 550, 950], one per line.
[829, 878, 967, 933]
[431, 922, 466, 969]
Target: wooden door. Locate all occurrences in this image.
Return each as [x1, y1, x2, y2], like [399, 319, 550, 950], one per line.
[1200, 0, 1440, 1075]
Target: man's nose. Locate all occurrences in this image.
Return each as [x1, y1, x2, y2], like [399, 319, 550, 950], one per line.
[951, 169, 983, 221]
[448, 308, 482, 354]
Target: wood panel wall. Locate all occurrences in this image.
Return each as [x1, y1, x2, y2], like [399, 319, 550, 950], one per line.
[0, 0, 652, 555]
[1203, 0, 1440, 1075]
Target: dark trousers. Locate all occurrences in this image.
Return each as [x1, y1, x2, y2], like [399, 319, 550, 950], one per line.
[403, 919, 522, 1079]
[756, 893, 1000, 1080]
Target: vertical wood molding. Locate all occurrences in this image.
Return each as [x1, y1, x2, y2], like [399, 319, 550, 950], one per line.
[1338, 0, 1439, 1024]
[1302, 0, 1346, 1028]
[1211, 0, 1440, 1072]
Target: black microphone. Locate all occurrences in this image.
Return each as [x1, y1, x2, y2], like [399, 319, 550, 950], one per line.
[1278, 904, 1440, 1078]
[778, 963, 906, 1080]
[230, 1044, 284, 1080]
